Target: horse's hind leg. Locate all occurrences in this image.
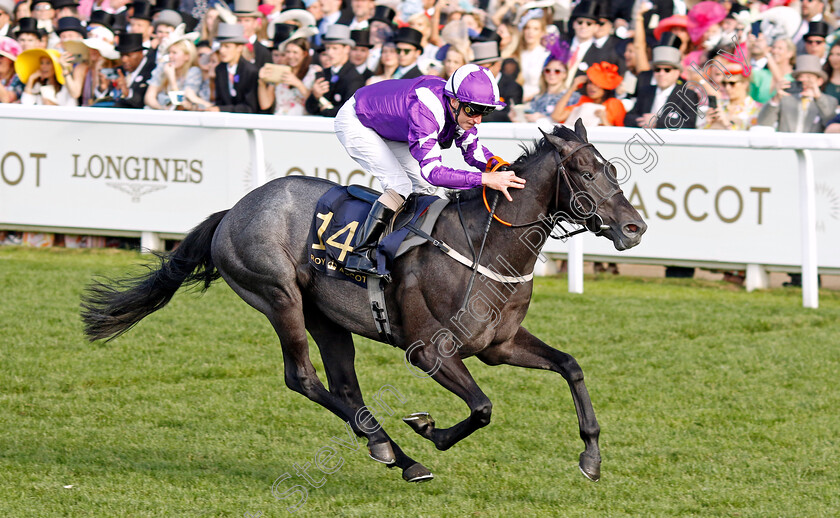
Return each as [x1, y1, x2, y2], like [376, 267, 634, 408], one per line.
[477, 326, 601, 481]
[256, 286, 394, 454]
[304, 306, 433, 482]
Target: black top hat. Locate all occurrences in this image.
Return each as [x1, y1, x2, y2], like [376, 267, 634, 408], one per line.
[571, 0, 599, 22]
[370, 5, 396, 26]
[130, 1, 153, 21]
[272, 22, 295, 47]
[89, 10, 115, 30]
[657, 31, 682, 50]
[31, 0, 53, 7]
[112, 10, 128, 31]
[52, 0, 80, 9]
[351, 29, 373, 48]
[282, 0, 306, 11]
[154, 0, 179, 14]
[115, 32, 145, 53]
[179, 11, 199, 32]
[14, 18, 46, 38]
[804, 21, 829, 40]
[56, 16, 86, 35]
[595, 0, 615, 21]
[392, 26, 423, 49]
[470, 27, 502, 45]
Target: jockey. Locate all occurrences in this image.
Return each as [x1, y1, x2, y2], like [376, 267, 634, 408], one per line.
[334, 63, 526, 276]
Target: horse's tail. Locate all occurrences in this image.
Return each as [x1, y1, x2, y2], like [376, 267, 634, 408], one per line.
[80, 210, 229, 342]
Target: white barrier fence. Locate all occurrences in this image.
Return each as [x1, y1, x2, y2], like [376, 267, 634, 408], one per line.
[2, 105, 839, 308]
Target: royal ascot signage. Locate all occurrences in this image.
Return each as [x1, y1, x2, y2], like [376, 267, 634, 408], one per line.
[1, 107, 838, 270]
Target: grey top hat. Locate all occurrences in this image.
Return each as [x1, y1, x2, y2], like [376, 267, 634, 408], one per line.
[216, 22, 248, 44]
[471, 40, 500, 65]
[322, 24, 355, 46]
[233, 0, 260, 17]
[0, 0, 14, 15]
[793, 54, 827, 81]
[153, 9, 183, 29]
[651, 46, 682, 70]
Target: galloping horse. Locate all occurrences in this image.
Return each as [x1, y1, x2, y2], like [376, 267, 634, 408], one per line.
[81, 121, 646, 483]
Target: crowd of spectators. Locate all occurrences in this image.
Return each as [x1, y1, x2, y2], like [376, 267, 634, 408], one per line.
[1, 0, 839, 133]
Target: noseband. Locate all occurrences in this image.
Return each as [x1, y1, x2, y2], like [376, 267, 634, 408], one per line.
[481, 141, 623, 239]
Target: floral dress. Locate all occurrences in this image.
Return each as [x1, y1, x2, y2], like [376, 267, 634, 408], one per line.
[273, 65, 319, 116]
[702, 96, 761, 131]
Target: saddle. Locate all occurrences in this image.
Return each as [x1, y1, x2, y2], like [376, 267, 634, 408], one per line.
[308, 185, 449, 287]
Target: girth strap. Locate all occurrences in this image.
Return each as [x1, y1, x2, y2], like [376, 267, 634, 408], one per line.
[405, 223, 533, 284]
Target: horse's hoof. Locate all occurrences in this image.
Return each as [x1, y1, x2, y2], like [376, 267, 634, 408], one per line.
[368, 441, 396, 466]
[402, 462, 434, 483]
[579, 452, 601, 482]
[403, 412, 435, 437]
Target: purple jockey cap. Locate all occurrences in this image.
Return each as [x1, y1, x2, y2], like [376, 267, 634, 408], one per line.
[444, 64, 505, 109]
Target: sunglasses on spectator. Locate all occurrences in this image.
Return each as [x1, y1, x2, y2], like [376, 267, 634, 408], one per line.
[461, 102, 495, 118]
[722, 80, 741, 87]
[805, 38, 825, 45]
[543, 68, 565, 74]
[395, 48, 415, 55]
[653, 67, 675, 73]
[575, 19, 598, 26]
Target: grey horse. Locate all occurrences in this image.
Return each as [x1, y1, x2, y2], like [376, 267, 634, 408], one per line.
[81, 121, 646, 483]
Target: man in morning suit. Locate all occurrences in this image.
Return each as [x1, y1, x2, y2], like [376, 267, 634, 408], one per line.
[306, 24, 365, 117]
[210, 23, 259, 113]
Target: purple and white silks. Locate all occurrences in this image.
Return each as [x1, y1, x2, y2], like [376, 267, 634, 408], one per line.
[353, 76, 495, 190]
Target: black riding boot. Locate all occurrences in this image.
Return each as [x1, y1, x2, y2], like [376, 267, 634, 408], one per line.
[344, 200, 395, 276]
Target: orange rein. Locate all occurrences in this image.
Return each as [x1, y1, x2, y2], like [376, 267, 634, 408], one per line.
[483, 156, 513, 227]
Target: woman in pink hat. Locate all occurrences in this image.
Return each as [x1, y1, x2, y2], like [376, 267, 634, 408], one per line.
[0, 36, 23, 103]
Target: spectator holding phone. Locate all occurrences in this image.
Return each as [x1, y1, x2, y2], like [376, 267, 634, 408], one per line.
[258, 36, 320, 115]
[702, 63, 760, 130]
[113, 33, 152, 108]
[757, 54, 838, 132]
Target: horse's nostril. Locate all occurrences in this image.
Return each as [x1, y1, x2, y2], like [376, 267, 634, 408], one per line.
[625, 224, 638, 234]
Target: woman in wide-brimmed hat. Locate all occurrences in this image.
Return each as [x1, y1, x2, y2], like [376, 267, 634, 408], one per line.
[0, 37, 24, 103]
[552, 61, 625, 127]
[61, 26, 121, 105]
[16, 48, 77, 105]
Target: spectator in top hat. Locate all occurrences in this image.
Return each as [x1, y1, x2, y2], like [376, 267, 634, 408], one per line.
[55, 16, 86, 43]
[88, 10, 115, 32]
[364, 4, 394, 73]
[592, 1, 624, 74]
[348, 0, 374, 30]
[349, 28, 372, 80]
[802, 21, 829, 63]
[30, 0, 55, 23]
[471, 40, 521, 122]
[209, 23, 259, 113]
[757, 54, 838, 132]
[793, 0, 826, 52]
[151, 9, 180, 50]
[113, 32, 153, 108]
[15, 18, 48, 50]
[391, 26, 424, 79]
[52, 0, 80, 20]
[233, 0, 271, 70]
[0, 36, 23, 102]
[305, 23, 364, 116]
[0, 0, 14, 38]
[128, 1, 154, 47]
[624, 44, 699, 129]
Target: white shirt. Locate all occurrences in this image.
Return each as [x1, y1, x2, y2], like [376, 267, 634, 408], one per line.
[226, 63, 238, 97]
[651, 83, 676, 116]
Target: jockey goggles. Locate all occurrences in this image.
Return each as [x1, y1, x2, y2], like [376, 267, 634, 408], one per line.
[461, 102, 496, 118]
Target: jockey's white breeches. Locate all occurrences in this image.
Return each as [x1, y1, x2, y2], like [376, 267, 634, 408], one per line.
[335, 96, 437, 200]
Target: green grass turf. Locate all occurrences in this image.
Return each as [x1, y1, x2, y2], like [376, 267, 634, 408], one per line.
[1, 247, 839, 517]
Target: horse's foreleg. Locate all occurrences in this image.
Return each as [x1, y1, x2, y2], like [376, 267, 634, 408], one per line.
[304, 305, 433, 482]
[477, 326, 601, 481]
[398, 277, 493, 452]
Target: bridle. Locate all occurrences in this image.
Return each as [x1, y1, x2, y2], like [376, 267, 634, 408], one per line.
[480, 141, 624, 239]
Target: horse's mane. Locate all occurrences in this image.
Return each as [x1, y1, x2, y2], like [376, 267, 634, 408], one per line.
[447, 125, 582, 203]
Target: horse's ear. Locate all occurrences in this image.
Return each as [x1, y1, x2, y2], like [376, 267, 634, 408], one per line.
[542, 130, 572, 155]
[574, 119, 588, 142]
